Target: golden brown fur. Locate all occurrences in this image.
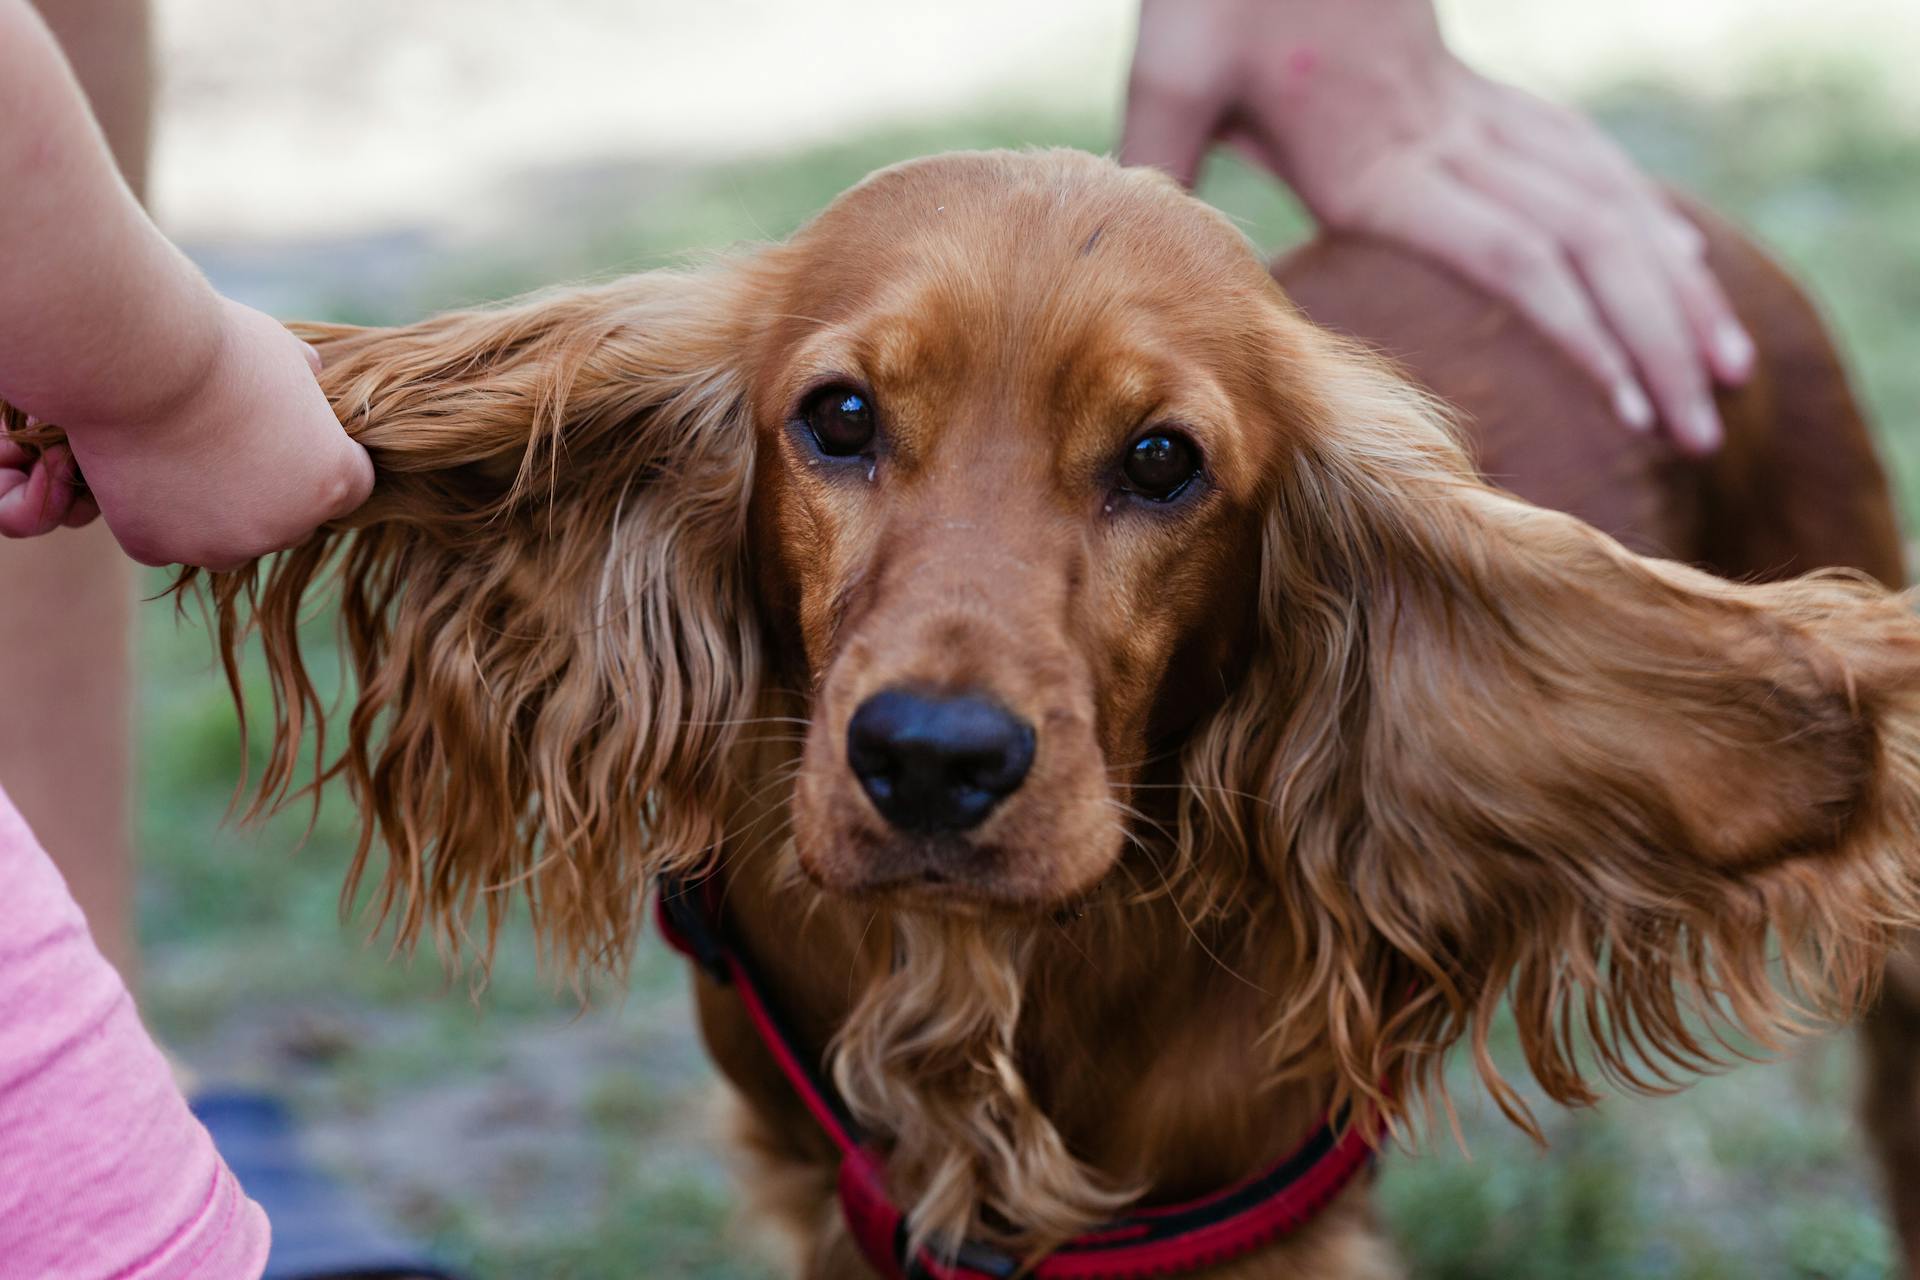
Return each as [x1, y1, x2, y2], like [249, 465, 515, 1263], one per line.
[1277, 210, 1920, 1274]
[19, 150, 1920, 1275]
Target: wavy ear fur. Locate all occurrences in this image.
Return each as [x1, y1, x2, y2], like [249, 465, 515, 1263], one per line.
[209, 268, 764, 976]
[1184, 328, 1920, 1135]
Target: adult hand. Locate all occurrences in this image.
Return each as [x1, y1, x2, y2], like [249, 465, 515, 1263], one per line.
[58, 297, 373, 569]
[1121, 0, 1753, 454]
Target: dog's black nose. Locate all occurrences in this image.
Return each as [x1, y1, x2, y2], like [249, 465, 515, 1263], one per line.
[847, 689, 1035, 834]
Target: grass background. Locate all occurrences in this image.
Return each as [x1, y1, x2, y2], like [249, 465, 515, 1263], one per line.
[133, 62, 1920, 1279]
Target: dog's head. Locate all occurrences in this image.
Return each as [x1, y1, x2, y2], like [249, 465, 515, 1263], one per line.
[753, 152, 1287, 907]
[217, 149, 1920, 1152]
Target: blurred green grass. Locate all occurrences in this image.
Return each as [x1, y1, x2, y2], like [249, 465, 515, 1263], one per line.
[139, 64, 1920, 1279]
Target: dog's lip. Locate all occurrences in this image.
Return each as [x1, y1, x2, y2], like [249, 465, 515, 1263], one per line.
[818, 875, 1108, 927]
[793, 836, 1084, 915]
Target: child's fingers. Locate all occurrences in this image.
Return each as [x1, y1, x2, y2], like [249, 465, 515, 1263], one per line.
[61, 493, 99, 528]
[0, 454, 46, 536]
[301, 341, 322, 375]
[0, 446, 81, 538]
[0, 460, 63, 537]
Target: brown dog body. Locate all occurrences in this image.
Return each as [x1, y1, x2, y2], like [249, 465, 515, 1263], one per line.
[27, 152, 1920, 1277]
[1280, 206, 1902, 586]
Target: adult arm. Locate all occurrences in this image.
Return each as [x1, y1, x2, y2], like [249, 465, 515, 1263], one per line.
[1122, 0, 1753, 454]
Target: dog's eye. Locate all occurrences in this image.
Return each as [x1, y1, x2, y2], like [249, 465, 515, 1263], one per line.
[802, 385, 876, 456]
[1121, 430, 1200, 501]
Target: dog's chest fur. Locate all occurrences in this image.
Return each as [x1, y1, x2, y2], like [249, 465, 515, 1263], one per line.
[684, 765, 1394, 1277]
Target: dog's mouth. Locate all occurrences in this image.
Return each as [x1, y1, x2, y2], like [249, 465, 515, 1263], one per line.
[793, 850, 1119, 934]
[793, 824, 1105, 913]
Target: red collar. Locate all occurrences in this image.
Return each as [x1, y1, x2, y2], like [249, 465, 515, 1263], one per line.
[657, 875, 1377, 1279]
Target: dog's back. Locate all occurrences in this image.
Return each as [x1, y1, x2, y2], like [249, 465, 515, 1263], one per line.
[1275, 208, 1902, 583]
[1276, 212, 1918, 1269]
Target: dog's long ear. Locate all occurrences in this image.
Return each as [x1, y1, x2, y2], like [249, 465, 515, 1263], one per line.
[1185, 323, 1920, 1134]
[213, 266, 765, 977]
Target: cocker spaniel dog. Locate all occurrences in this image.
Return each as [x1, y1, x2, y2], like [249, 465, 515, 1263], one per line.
[24, 149, 1920, 1278]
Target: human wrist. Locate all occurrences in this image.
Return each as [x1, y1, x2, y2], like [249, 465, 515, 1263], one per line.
[1242, 0, 1465, 207]
[1267, 0, 1445, 59]
[53, 262, 226, 442]
[1273, 0, 1451, 94]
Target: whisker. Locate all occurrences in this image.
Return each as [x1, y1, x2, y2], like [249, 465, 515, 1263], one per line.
[1048, 914, 1100, 974]
[1125, 779, 1285, 810]
[1101, 742, 1188, 774]
[850, 910, 881, 1003]
[683, 713, 814, 730]
[1147, 851, 1270, 997]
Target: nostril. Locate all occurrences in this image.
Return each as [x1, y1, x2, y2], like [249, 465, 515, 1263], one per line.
[846, 688, 1036, 834]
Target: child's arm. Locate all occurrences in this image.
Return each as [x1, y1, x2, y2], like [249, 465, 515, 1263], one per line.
[0, 0, 215, 429]
[0, 0, 371, 567]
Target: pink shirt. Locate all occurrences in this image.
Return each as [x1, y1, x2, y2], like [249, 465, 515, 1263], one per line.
[0, 785, 268, 1279]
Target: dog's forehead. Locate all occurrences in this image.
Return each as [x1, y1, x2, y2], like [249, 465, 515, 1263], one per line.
[783, 150, 1270, 323]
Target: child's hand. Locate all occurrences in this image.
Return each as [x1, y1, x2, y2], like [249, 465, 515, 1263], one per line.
[60, 298, 374, 570]
[0, 434, 95, 537]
